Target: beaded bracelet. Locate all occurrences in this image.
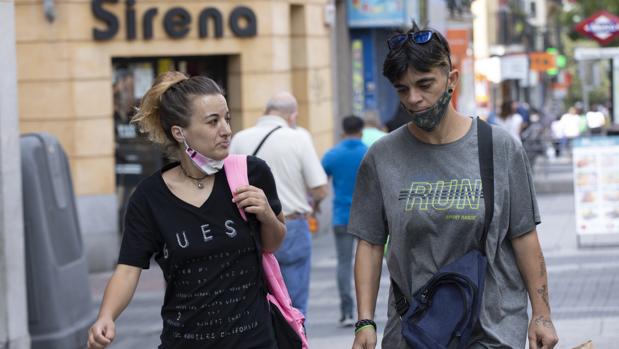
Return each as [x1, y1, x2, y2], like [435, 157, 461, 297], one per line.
[354, 319, 377, 334]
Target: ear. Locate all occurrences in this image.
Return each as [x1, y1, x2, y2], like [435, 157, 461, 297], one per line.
[170, 125, 185, 143]
[448, 68, 459, 93]
[288, 111, 298, 127]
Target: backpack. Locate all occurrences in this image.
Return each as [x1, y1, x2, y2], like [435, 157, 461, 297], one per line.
[223, 154, 309, 349]
[391, 118, 494, 349]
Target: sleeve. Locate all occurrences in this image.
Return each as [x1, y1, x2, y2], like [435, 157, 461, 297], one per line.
[299, 133, 328, 189]
[321, 149, 334, 176]
[348, 151, 388, 245]
[117, 188, 160, 269]
[247, 155, 282, 216]
[507, 140, 541, 239]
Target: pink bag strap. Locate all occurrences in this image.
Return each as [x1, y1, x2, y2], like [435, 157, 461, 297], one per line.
[223, 154, 248, 221]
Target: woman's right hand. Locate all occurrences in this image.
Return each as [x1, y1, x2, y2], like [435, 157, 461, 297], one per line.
[351, 327, 377, 349]
[87, 317, 116, 349]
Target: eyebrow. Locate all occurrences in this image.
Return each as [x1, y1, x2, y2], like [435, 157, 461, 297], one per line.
[203, 111, 230, 119]
[415, 77, 435, 85]
[394, 76, 435, 88]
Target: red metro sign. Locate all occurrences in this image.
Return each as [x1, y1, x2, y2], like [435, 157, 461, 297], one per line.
[575, 11, 619, 45]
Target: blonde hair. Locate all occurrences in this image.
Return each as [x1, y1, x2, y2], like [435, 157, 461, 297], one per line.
[131, 71, 224, 154]
[132, 71, 188, 146]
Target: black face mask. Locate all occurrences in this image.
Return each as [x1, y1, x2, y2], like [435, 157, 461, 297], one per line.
[405, 86, 453, 132]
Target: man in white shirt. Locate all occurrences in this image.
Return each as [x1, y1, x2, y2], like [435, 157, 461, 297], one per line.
[230, 91, 328, 315]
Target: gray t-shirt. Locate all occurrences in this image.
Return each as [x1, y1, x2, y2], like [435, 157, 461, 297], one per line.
[349, 117, 540, 349]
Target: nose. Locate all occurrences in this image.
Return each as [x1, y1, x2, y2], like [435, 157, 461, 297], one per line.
[406, 89, 423, 106]
[220, 120, 232, 137]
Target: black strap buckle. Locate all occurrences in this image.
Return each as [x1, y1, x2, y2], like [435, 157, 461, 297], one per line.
[395, 296, 410, 317]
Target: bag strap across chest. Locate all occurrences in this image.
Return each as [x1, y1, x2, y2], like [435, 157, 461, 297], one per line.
[391, 118, 494, 309]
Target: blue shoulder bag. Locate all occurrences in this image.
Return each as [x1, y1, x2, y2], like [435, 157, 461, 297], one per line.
[391, 119, 494, 349]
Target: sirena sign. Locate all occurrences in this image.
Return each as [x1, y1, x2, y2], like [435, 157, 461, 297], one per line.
[575, 11, 619, 45]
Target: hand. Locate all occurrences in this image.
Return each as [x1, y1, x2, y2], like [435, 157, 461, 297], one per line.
[352, 327, 377, 349]
[528, 314, 559, 349]
[88, 317, 116, 349]
[232, 185, 274, 222]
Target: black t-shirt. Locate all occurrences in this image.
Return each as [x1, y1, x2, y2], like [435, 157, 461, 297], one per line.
[118, 156, 281, 349]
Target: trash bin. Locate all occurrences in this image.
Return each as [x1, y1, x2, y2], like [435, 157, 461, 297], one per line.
[20, 133, 95, 349]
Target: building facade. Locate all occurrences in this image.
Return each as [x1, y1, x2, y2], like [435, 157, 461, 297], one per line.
[15, 0, 335, 271]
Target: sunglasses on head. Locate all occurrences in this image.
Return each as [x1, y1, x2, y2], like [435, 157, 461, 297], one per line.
[387, 30, 434, 50]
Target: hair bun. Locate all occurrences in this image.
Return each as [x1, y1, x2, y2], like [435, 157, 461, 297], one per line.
[154, 71, 189, 89]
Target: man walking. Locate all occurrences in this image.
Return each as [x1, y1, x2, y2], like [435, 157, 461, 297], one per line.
[322, 115, 368, 327]
[350, 23, 558, 349]
[230, 91, 327, 316]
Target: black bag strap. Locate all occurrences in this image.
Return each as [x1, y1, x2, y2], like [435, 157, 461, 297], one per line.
[391, 117, 494, 316]
[477, 118, 494, 255]
[252, 126, 282, 156]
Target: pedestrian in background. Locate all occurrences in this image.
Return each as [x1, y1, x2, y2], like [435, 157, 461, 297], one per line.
[321, 115, 368, 327]
[88, 72, 286, 349]
[230, 91, 328, 316]
[496, 100, 524, 142]
[361, 110, 387, 147]
[350, 22, 558, 349]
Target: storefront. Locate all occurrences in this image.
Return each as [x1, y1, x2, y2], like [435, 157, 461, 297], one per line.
[15, 0, 334, 271]
[344, 0, 414, 124]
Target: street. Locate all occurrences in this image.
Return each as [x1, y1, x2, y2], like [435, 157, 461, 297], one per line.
[90, 191, 619, 349]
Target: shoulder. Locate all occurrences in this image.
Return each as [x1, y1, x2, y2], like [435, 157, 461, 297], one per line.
[138, 164, 173, 192]
[230, 128, 256, 146]
[126, 167, 167, 209]
[247, 155, 272, 176]
[489, 123, 525, 158]
[491, 123, 518, 145]
[293, 127, 313, 140]
[232, 126, 257, 137]
[366, 127, 406, 155]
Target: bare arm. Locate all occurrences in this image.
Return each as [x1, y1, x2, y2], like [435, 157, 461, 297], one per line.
[309, 184, 328, 213]
[511, 229, 559, 349]
[352, 240, 384, 349]
[88, 264, 142, 349]
[259, 211, 286, 252]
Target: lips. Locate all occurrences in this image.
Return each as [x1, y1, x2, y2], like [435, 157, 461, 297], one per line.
[409, 106, 432, 113]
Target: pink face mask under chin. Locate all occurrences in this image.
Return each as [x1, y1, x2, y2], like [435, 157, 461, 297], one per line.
[182, 137, 224, 176]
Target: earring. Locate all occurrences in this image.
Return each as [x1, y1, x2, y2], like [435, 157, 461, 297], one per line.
[448, 88, 454, 94]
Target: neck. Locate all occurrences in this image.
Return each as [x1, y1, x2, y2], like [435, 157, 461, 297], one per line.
[266, 112, 288, 122]
[407, 107, 471, 145]
[179, 154, 209, 179]
[343, 133, 362, 140]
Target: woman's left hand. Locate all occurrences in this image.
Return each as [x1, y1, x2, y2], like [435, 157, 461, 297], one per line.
[232, 185, 275, 222]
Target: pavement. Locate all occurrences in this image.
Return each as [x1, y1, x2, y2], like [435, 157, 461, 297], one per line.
[89, 154, 619, 349]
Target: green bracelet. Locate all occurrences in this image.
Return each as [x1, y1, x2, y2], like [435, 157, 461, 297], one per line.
[355, 324, 376, 334]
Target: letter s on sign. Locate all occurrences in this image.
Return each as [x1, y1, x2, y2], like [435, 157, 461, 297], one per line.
[92, 0, 119, 41]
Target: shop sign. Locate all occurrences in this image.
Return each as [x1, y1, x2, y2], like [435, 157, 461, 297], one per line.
[92, 0, 257, 41]
[575, 11, 619, 45]
[347, 0, 407, 28]
[500, 54, 528, 81]
[528, 52, 556, 72]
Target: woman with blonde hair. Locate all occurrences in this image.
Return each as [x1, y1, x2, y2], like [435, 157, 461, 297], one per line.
[88, 72, 286, 349]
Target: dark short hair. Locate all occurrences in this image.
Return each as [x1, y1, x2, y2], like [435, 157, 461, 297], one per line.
[500, 100, 514, 118]
[383, 21, 452, 83]
[342, 115, 364, 134]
